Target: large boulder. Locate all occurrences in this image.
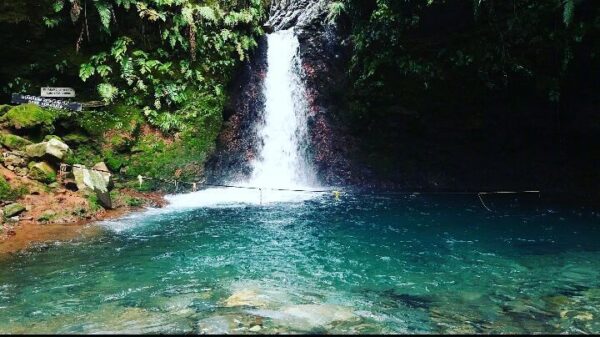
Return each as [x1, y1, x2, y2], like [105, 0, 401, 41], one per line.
[1, 104, 57, 131]
[72, 164, 113, 209]
[25, 138, 70, 161]
[92, 162, 114, 189]
[3, 203, 25, 218]
[28, 161, 57, 184]
[0, 133, 33, 150]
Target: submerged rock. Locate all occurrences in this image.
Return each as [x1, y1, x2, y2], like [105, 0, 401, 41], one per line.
[224, 289, 271, 308]
[250, 304, 356, 331]
[223, 286, 292, 309]
[197, 316, 235, 334]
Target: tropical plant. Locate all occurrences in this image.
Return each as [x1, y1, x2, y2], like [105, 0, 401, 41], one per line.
[46, 0, 268, 132]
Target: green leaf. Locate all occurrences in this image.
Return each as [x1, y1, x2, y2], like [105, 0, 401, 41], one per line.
[97, 83, 119, 102]
[79, 63, 96, 82]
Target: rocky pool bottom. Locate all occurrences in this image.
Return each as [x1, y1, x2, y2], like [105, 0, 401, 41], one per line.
[0, 193, 599, 334]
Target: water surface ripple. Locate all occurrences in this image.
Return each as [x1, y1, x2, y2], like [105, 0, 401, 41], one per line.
[1, 194, 599, 334]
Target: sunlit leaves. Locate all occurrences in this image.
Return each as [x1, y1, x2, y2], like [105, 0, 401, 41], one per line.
[51, 0, 267, 133]
[97, 83, 119, 102]
[79, 63, 95, 82]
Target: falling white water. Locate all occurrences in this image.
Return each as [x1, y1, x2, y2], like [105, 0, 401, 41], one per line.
[246, 29, 317, 189]
[166, 29, 321, 208]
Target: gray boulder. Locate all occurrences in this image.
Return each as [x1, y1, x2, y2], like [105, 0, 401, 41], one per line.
[25, 138, 70, 160]
[72, 164, 113, 209]
[2, 151, 28, 168]
[92, 162, 114, 189]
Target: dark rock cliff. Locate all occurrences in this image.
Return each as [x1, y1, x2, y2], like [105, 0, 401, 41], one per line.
[205, 36, 268, 184]
[207, 0, 357, 186]
[269, 0, 357, 186]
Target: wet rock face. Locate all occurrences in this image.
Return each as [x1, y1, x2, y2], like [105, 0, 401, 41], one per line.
[267, 0, 328, 31]
[278, 0, 355, 186]
[264, 0, 356, 186]
[205, 36, 268, 184]
[208, 0, 355, 186]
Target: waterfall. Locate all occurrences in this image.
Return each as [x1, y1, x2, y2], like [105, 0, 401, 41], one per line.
[247, 29, 317, 190]
[166, 29, 320, 207]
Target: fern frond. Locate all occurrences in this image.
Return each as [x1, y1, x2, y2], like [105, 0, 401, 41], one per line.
[563, 0, 575, 27]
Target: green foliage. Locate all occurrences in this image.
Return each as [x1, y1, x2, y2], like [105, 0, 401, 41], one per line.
[0, 176, 12, 201]
[124, 196, 143, 207]
[563, 0, 576, 27]
[0, 105, 12, 115]
[86, 193, 103, 213]
[37, 210, 57, 222]
[125, 92, 223, 181]
[327, 2, 346, 25]
[98, 83, 119, 102]
[47, 0, 267, 133]
[63, 133, 90, 145]
[0, 176, 28, 202]
[343, 0, 599, 117]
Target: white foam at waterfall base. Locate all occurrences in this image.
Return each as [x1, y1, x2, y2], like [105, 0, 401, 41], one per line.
[166, 29, 321, 209]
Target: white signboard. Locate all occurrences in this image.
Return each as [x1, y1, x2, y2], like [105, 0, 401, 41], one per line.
[41, 87, 76, 98]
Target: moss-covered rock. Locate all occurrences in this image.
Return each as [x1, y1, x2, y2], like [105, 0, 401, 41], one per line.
[43, 135, 63, 142]
[1, 151, 28, 168]
[63, 133, 90, 145]
[1, 104, 57, 131]
[0, 104, 12, 116]
[0, 133, 33, 150]
[28, 161, 57, 184]
[3, 203, 25, 218]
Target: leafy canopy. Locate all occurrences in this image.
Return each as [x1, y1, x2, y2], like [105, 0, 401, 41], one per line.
[47, 0, 268, 133]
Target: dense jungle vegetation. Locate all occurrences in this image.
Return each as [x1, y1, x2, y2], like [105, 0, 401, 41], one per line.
[0, 0, 598, 193]
[0, 0, 269, 186]
[334, 0, 600, 194]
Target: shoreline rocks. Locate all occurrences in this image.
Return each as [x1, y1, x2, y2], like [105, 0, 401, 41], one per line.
[25, 138, 70, 161]
[72, 162, 114, 209]
[28, 162, 57, 184]
[3, 203, 25, 218]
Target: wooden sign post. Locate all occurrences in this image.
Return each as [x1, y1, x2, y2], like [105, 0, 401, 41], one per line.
[41, 87, 76, 98]
[11, 93, 83, 112]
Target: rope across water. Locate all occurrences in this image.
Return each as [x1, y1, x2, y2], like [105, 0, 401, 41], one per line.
[3, 151, 541, 210]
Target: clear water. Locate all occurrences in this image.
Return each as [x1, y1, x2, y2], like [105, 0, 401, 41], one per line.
[1, 194, 599, 334]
